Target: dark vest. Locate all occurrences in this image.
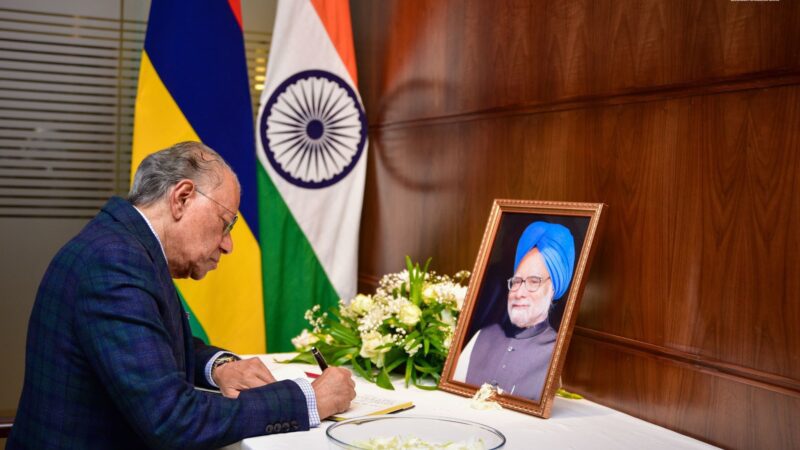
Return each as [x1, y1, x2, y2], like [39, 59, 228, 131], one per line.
[465, 320, 556, 401]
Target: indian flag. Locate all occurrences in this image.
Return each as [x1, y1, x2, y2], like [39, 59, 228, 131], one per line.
[257, 0, 367, 352]
[131, 0, 265, 353]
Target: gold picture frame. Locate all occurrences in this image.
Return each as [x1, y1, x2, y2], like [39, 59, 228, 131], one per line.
[439, 199, 605, 418]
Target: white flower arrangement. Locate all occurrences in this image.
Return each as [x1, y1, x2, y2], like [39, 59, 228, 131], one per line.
[290, 257, 470, 389]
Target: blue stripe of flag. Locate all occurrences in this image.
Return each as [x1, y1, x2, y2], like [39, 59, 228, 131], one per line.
[144, 0, 258, 237]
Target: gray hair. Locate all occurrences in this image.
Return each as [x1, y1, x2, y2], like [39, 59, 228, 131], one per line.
[128, 141, 236, 206]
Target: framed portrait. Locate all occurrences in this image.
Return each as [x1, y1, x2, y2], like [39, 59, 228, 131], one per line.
[439, 199, 605, 418]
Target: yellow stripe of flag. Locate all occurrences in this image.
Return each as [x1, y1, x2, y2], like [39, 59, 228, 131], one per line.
[132, 52, 265, 353]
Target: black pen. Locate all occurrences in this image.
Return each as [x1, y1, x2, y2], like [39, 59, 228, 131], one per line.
[310, 346, 328, 371]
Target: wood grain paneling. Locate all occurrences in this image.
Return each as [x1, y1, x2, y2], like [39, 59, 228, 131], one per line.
[565, 333, 800, 449]
[352, 1, 800, 447]
[353, 0, 800, 125]
[361, 85, 800, 381]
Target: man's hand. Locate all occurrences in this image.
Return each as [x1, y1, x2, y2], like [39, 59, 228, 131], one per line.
[212, 357, 276, 398]
[312, 367, 356, 419]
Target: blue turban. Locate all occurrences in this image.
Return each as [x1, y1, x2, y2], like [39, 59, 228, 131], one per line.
[514, 221, 576, 301]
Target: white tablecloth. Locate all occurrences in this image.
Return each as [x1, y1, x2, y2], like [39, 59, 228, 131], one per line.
[223, 355, 717, 450]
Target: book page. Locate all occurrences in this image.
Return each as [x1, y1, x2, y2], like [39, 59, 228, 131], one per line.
[243, 355, 415, 420]
[333, 394, 414, 420]
[269, 365, 310, 382]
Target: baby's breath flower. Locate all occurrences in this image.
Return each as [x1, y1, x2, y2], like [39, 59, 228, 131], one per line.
[454, 270, 471, 283]
[403, 341, 422, 357]
[357, 306, 389, 334]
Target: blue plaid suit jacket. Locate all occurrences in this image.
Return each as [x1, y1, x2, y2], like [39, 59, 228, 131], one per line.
[8, 197, 309, 449]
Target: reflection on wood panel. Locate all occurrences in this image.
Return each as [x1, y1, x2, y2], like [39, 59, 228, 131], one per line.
[355, 0, 800, 125]
[351, 1, 800, 448]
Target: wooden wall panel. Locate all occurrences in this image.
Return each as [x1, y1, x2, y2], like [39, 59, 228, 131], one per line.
[354, 0, 800, 124]
[566, 334, 800, 449]
[351, 1, 800, 448]
[362, 85, 800, 380]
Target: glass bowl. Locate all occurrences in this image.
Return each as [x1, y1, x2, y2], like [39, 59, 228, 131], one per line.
[326, 415, 506, 449]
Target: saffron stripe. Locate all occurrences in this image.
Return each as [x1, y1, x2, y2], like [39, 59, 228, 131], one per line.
[310, 0, 359, 87]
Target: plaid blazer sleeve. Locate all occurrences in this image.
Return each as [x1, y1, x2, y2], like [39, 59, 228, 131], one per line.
[193, 337, 226, 388]
[72, 239, 309, 449]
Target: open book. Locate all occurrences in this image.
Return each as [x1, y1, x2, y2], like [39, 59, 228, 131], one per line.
[330, 393, 414, 421]
[272, 365, 414, 420]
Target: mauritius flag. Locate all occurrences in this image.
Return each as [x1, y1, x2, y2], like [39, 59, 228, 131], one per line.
[131, 0, 265, 353]
[257, 0, 368, 351]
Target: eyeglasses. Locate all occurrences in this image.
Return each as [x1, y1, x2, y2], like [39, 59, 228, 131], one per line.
[507, 276, 550, 293]
[196, 188, 238, 236]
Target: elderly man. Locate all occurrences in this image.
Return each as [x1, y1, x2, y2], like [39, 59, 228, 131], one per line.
[453, 221, 575, 402]
[8, 142, 355, 449]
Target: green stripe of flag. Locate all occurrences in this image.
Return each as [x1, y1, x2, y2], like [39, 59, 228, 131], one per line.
[175, 287, 209, 344]
[257, 164, 339, 352]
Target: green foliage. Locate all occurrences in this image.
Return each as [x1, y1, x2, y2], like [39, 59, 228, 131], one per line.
[290, 258, 469, 389]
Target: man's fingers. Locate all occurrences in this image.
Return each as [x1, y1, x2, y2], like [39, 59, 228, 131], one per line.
[231, 358, 275, 386]
[212, 357, 277, 397]
[250, 366, 276, 384]
[242, 358, 276, 384]
[220, 386, 240, 399]
[252, 372, 275, 384]
[311, 366, 358, 419]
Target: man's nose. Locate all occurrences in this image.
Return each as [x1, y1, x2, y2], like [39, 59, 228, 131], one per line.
[511, 288, 528, 299]
[220, 233, 234, 254]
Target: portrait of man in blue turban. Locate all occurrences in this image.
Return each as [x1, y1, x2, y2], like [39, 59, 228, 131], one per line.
[453, 221, 576, 402]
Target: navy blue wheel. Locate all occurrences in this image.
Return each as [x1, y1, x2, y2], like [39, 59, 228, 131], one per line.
[259, 70, 367, 189]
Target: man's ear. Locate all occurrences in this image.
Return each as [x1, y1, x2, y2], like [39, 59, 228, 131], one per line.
[169, 179, 195, 220]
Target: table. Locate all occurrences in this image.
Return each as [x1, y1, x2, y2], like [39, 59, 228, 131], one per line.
[223, 355, 717, 450]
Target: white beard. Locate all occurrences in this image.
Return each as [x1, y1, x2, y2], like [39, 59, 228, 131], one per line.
[508, 305, 545, 329]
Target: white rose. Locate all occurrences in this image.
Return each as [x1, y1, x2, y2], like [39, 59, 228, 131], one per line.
[291, 329, 318, 352]
[359, 331, 384, 358]
[399, 302, 422, 326]
[360, 331, 392, 367]
[350, 294, 373, 316]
